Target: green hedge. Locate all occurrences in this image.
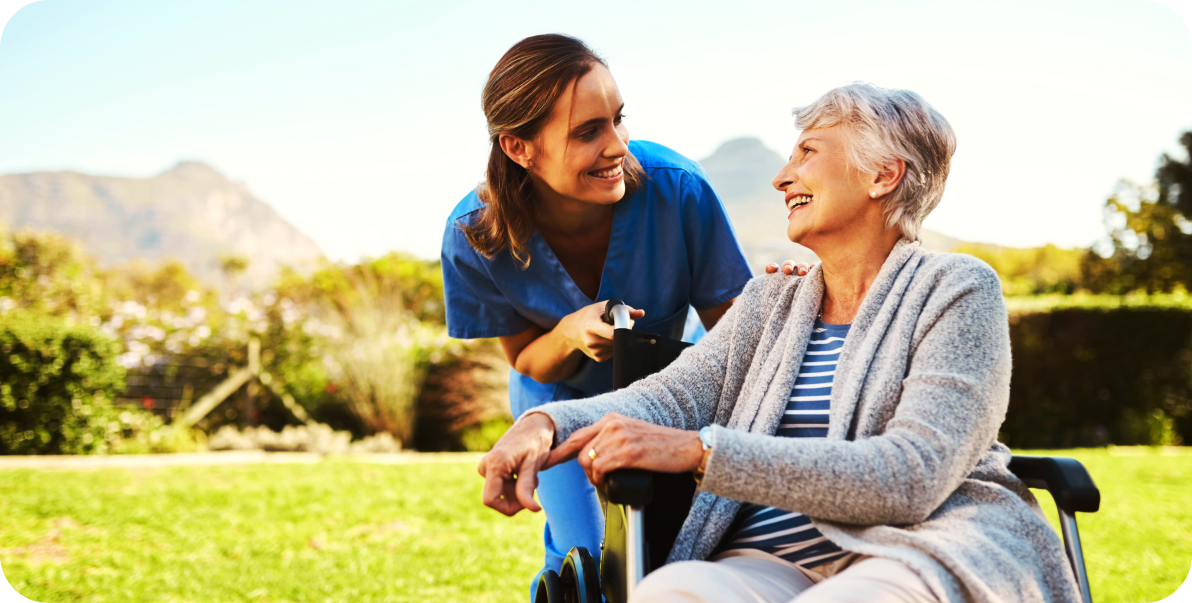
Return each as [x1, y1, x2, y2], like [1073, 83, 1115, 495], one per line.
[0, 312, 128, 454]
[1003, 308, 1192, 447]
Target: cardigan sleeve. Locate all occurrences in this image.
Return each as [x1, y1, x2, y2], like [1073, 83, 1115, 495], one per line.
[699, 259, 1012, 526]
[525, 274, 776, 444]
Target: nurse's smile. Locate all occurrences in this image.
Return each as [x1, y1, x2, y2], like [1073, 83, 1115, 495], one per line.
[587, 163, 623, 184]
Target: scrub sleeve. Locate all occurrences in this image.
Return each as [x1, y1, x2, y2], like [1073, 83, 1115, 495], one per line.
[441, 140, 753, 600]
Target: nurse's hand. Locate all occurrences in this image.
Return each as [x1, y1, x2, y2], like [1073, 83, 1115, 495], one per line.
[765, 261, 813, 276]
[478, 412, 557, 516]
[559, 300, 645, 363]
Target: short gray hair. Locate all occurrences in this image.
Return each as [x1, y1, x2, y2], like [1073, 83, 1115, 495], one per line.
[793, 83, 956, 241]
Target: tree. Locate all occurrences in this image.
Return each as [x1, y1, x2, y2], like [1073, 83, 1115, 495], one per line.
[1082, 132, 1192, 294]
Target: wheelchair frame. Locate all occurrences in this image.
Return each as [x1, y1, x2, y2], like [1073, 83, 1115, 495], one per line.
[535, 301, 1102, 603]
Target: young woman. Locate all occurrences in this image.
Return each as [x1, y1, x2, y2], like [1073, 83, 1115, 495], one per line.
[441, 34, 803, 597]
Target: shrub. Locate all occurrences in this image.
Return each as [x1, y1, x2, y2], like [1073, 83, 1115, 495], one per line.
[1003, 307, 1192, 447]
[414, 338, 512, 452]
[0, 311, 126, 454]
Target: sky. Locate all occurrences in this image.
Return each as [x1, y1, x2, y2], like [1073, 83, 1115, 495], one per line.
[1, 0, 1191, 262]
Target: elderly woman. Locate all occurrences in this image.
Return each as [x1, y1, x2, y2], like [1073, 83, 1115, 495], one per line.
[479, 83, 1081, 603]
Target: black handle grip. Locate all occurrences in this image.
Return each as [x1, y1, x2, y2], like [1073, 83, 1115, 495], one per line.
[602, 299, 626, 326]
[1008, 455, 1101, 514]
[605, 469, 653, 507]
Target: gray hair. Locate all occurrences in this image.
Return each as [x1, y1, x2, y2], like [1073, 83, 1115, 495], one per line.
[793, 83, 956, 241]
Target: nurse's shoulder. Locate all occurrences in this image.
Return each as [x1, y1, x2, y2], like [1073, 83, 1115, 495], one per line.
[446, 188, 486, 230]
[629, 140, 710, 180]
[629, 140, 721, 214]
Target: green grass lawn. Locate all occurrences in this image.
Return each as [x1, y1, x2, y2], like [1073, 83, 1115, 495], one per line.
[1016, 447, 1192, 603]
[0, 459, 546, 602]
[1, 448, 1189, 603]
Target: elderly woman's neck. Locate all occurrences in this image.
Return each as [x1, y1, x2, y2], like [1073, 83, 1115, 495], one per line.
[816, 228, 902, 325]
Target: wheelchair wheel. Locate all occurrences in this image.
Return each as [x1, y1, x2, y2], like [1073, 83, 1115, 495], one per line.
[558, 546, 601, 603]
[535, 569, 562, 603]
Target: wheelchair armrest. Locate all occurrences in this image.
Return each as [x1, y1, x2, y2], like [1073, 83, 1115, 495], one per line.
[606, 469, 654, 507]
[1008, 455, 1100, 514]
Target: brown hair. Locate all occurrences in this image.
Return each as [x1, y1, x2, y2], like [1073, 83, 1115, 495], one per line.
[461, 34, 645, 268]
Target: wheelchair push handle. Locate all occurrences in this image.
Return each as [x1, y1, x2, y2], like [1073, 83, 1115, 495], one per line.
[603, 299, 633, 330]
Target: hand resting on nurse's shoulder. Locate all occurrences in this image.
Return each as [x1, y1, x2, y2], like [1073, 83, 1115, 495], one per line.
[765, 260, 814, 276]
[497, 300, 644, 384]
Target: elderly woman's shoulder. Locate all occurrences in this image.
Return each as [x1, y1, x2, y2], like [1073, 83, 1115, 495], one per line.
[740, 270, 806, 300]
[918, 251, 1003, 291]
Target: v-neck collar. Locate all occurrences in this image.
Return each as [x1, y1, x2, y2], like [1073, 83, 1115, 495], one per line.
[531, 193, 632, 307]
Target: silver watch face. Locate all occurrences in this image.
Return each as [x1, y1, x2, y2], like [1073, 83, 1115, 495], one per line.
[698, 426, 713, 449]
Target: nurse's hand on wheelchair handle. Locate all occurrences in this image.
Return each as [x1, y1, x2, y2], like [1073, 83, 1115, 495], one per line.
[550, 413, 704, 489]
[765, 261, 813, 276]
[560, 300, 644, 362]
[478, 412, 558, 516]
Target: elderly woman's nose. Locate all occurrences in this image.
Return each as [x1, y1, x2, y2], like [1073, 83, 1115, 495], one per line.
[773, 165, 795, 191]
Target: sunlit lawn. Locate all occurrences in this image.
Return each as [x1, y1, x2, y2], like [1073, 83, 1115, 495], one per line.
[1, 448, 1189, 603]
[1016, 447, 1192, 603]
[0, 459, 545, 603]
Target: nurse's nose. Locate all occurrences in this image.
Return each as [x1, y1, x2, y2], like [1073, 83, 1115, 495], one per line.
[605, 126, 629, 158]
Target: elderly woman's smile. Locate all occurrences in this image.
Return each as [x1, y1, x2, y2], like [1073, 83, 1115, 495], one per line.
[773, 124, 903, 249]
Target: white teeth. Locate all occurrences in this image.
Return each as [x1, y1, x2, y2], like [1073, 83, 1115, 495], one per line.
[592, 166, 622, 179]
[786, 195, 812, 211]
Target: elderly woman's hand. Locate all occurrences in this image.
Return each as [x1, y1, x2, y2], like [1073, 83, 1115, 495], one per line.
[549, 413, 704, 488]
[765, 261, 814, 275]
[477, 413, 557, 516]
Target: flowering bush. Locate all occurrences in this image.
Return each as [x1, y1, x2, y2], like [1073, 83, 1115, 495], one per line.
[0, 311, 191, 454]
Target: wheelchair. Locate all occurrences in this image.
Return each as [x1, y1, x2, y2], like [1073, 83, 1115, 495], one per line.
[535, 300, 1102, 603]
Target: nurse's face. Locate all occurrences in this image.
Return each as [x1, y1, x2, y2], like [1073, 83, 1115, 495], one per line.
[525, 64, 630, 207]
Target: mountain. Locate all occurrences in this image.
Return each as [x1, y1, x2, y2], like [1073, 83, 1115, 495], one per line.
[0, 162, 323, 287]
[699, 138, 977, 269]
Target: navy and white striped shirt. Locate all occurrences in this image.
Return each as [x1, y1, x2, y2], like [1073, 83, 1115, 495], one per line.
[718, 318, 850, 568]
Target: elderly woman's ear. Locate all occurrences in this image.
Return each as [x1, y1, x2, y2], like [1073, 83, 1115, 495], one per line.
[868, 158, 907, 200]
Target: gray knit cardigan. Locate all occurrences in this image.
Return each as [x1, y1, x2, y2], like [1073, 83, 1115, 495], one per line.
[530, 239, 1082, 603]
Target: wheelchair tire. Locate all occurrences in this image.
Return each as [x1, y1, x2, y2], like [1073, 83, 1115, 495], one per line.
[559, 546, 601, 603]
[535, 569, 562, 603]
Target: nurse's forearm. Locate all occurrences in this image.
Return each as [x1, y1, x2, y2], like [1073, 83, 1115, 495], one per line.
[696, 297, 736, 330]
[514, 328, 586, 383]
[499, 322, 585, 384]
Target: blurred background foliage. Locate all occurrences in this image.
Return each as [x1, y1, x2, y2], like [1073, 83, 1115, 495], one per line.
[0, 225, 510, 455]
[3, 131, 1192, 454]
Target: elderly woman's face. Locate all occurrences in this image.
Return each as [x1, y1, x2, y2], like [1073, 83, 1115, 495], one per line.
[772, 126, 876, 245]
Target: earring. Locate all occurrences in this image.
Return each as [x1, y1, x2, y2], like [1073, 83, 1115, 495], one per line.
[870, 191, 877, 198]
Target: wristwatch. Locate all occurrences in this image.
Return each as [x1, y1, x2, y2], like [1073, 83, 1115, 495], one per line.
[693, 426, 714, 486]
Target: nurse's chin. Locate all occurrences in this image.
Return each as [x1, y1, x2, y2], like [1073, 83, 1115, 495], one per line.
[580, 182, 626, 204]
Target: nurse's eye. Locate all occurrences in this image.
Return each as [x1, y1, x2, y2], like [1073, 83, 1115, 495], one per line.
[579, 128, 598, 141]
[614, 113, 625, 125]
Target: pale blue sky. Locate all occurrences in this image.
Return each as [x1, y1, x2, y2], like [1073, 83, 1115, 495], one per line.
[1, 0, 1191, 261]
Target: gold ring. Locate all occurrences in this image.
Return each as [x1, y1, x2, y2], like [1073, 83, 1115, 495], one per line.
[588, 448, 597, 461]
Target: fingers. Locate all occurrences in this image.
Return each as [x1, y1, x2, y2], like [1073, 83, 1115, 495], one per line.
[514, 455, 542, 512]
[777, 260, 813, 276]
[551, 422, 600, 467]
[765, 263, 780, 274]
[481, 460, 524, 516]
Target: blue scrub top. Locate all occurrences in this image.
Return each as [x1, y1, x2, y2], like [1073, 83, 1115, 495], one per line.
[441, 140, 753, 416]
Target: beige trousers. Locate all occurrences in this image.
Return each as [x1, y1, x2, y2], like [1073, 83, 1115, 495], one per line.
[628, 549, 940, 603]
